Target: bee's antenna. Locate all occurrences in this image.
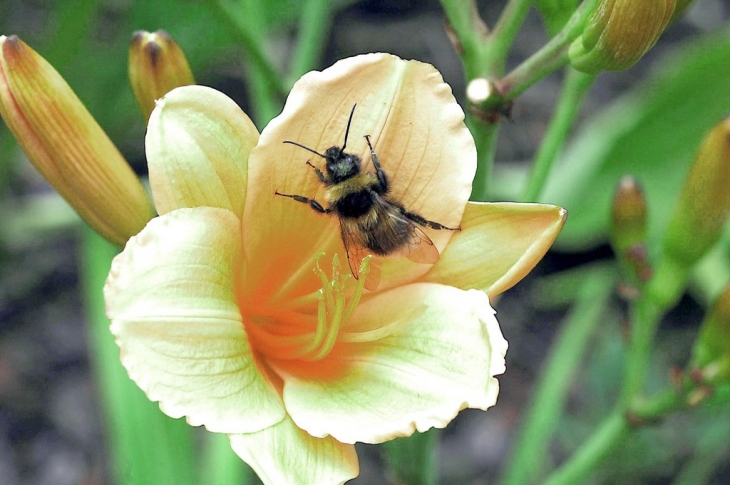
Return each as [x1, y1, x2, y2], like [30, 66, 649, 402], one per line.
[283, 140, 327, 159]
[340, 103, 357, 156]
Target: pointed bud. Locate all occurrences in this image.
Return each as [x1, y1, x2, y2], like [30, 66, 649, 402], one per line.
[128, 30, 195, 121]
[610, 176, 652, 283]
[569, 0, 675, 73]
[691, 285, 730, 384]
[0, 35, 155, 246]
[663, 117, 730, 269]
[611, 176, 647, 252]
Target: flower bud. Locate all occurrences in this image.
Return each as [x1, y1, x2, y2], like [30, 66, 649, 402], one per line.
[610, 176, 652, 283]
[569, 0, 675, 73]
[0, 35, 155, 246]
[691, 284, 730, 384]
[663, 117, 730, 269]
[611, 176, 647, 253]
[128, 30, 195, 121]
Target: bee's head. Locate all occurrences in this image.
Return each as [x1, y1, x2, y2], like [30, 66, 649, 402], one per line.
[324, 146, 360, 182]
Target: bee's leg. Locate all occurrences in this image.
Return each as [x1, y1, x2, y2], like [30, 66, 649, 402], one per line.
[275, 191, 331, 214]
[364, 135, 389, 193]
[306, 161, 328, 183]
[401, 209, 461, 231]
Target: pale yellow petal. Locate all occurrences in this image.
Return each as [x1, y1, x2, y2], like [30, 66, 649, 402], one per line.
[229, 417, 359, 485]
[422, 202, 567, 297]
[105, 207, 284, 433]
[146, 85, 258, 218]
[281, 284, 506, 444]
[241, 53, 474, 298]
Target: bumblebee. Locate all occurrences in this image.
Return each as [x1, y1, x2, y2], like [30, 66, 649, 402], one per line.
[275, 104, 459, 290]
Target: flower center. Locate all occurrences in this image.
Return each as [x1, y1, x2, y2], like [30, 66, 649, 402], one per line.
[247, 252, 372, 361]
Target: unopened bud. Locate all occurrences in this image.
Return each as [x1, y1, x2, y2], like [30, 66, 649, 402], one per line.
[129, 30, 195, 121]
[611, 176, 652, 283]
[0, 35, 155, 246]
[569, 0, 675, 73]
[663, 117, 730, 269]
[691, 285, 730, 384]
[611, 176, 647, 252]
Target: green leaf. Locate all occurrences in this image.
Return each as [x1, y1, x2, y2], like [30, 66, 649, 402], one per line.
[534, 0, 580, 36]
[540, 28, 730, 251]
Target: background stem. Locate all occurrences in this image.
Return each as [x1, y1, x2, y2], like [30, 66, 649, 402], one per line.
[500, 269, 614, 485]
[521, 68, 595, 202]
[542, 412, 628, 485]
[468, 116, 499, 200]
[499, 0, 598, 99]
[286, 0, 332, 87]
[209, 0, 286, 119]
[383, 428, 440, 485]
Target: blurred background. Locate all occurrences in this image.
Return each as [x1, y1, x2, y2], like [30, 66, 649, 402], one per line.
[1, 0, 729, 484]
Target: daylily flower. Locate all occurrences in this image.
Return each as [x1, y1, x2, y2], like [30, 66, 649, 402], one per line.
[104, 53, 566, 484]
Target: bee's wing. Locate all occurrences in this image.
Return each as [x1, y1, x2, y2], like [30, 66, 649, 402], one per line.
[401, 224, 439, 264]
[375, 199, 440, 265]
[339, 219, 382, 291]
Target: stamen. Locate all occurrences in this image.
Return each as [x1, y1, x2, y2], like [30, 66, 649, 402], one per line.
[249, 253, 372, 361]
[340, 304, 422, 343]
[342, 255, 371, 323]
[307, 276, 345, 361]
[301, 253, 364, 361]
[313, 252, 335, 311]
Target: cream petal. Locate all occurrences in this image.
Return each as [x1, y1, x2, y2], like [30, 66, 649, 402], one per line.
[242, 53, 475, 299]
[229, 417, 359, 485]
[422, 202, 567, 297]
[104, 207, 284, 433]
[146, 85, 258, 218]
[282, 284, 507, 444]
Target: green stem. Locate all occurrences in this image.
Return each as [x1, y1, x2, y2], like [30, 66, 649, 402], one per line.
[500, 269, 614, 485]
[439, 0, 487, 78]
[544, 256, 691, 485]
[672, 405, 730, 485]
[209, 0, 286, 102]
[620, 296, 666, 405]
[468, 114, 499, 201]
[498, 0, 599, 99]
[237, 0, 282, 126]
[520, 68, 595, 202]
[383, 428, 440, 485]
[542, 412, 629, 485]
[201, 432, 258, 484]
[80, 227, 196, 485]
[286, 0, 332, 88]
[488, 0, 532, 72]
[621, 258, 689, 406]
[629, 387, 683, 421]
